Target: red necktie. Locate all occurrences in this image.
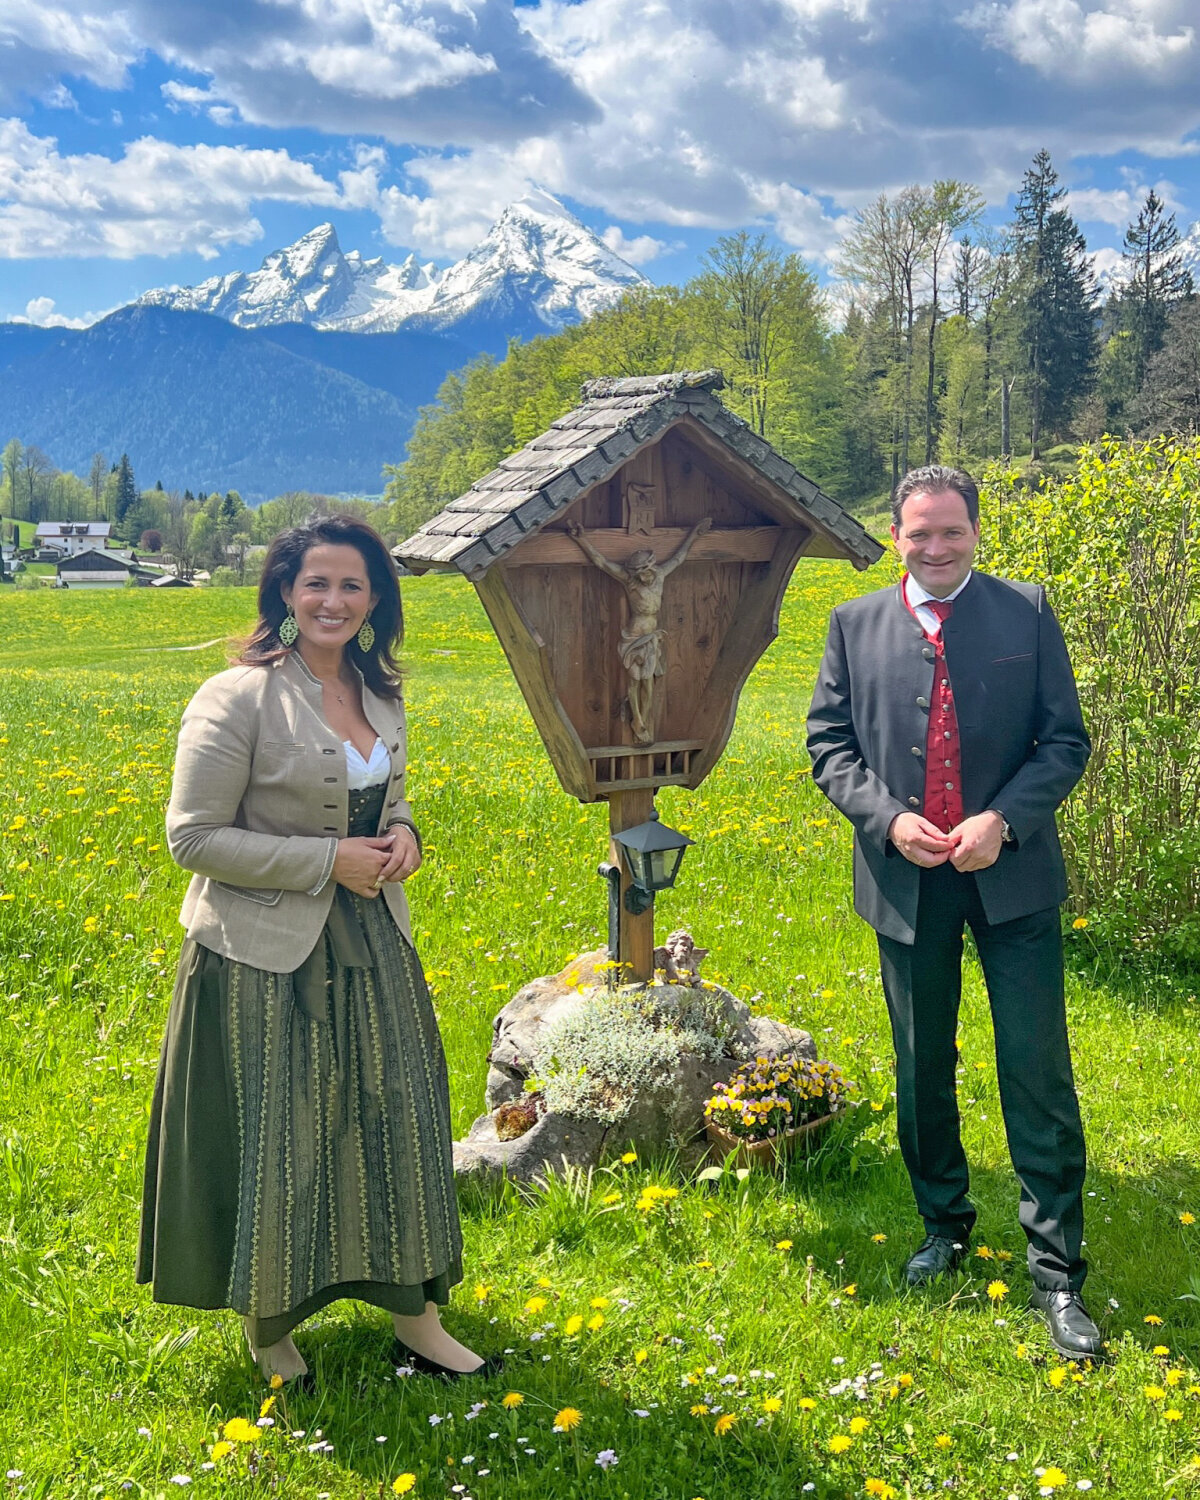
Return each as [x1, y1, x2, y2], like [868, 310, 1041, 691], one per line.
[922, 598, 962, 833]
[928, 599, 953, 625]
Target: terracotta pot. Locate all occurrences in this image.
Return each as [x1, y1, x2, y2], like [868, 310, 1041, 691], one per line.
[704, 1108, 840, 1163]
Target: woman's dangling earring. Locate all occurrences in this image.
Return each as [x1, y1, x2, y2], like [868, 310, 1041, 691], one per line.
[279, 605, 299, 647]
[356, 614, 375, 652]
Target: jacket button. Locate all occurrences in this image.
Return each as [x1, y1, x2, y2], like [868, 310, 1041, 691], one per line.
[911, 746, 922, 756]
[908, 796, 920, 807]
[916, 695, 929, 708]
[922, 646, 935, 660]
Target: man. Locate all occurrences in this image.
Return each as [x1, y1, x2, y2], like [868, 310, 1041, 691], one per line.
[806, 464, 1100, 1359]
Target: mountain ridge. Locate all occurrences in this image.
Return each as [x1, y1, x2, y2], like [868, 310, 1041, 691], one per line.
[136, 191, 647, 340]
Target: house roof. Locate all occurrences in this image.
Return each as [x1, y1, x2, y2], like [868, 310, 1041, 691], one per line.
[396, 370, 883, 578]
[36, 521, 111, 538]
[56, 546, 133, 570]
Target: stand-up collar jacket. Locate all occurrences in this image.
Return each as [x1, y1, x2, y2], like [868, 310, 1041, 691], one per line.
[166, 651, 417, 972]
[806, 572, 1090, 945]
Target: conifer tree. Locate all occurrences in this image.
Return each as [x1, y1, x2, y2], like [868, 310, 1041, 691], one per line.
[1120, 189, 1193, 386]
[1010, 150, 1098, 455]
[115, 453, 137, 521]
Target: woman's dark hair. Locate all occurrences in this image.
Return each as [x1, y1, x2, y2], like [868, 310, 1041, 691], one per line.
[239, 516, 404, 700]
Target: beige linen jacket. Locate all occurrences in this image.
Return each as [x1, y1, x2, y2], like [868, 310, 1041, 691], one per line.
[166, 651, 418, 972]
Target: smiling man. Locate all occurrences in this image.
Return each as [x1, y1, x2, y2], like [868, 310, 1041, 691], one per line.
[806, 465, 1101, 1359]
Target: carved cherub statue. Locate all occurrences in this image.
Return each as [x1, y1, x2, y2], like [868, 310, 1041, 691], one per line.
[652, 929, 710, 984]
[567, 516, 711, 744]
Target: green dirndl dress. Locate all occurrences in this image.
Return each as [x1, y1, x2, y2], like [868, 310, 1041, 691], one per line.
[137, 782, 463, 1347]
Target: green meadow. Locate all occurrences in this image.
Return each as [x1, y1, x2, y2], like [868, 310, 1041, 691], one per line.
[2, 570, 1199, 1500]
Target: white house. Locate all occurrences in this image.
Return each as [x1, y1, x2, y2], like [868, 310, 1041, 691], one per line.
[35, 521, 112, 557]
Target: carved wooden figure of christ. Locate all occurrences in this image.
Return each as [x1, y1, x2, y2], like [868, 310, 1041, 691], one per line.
[566, 515, 711, 745]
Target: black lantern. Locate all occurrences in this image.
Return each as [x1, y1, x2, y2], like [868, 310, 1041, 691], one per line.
[612, 810, 694, 914]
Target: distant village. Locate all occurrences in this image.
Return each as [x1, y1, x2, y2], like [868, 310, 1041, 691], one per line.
[3, 520, 202, 589]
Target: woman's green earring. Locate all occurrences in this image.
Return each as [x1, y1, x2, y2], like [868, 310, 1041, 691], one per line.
[279, 605, 299, 647]
[357, 615, 375, 652]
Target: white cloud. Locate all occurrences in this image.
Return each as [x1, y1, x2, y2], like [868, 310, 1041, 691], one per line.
[0, 120, 342, 258]
[600, 226, 672, 265]
[1068, 179, 1180, 226]
[0, 0, 596, 145]
[965, 0, 1195, 83]
[14, 294, 100, 326]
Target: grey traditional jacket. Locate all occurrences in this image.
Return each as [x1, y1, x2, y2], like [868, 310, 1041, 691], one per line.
[166, 651, 418, 971]
[806, 572, 1090, 945]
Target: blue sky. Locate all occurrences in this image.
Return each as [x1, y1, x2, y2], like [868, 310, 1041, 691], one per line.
[1, 0, 1198, 326]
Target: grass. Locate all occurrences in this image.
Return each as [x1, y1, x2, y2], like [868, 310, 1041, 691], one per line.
[2, 569, 1200, 1499]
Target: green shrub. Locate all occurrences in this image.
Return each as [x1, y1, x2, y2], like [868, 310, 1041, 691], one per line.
[534, 993, 726, 1124]
[978, 437, 1200, 964]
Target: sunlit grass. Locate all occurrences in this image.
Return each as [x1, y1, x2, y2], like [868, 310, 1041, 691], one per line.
[2, 569, 1200, 1498]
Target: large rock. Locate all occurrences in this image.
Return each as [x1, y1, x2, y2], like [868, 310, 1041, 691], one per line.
[461, 948, 816, 1185]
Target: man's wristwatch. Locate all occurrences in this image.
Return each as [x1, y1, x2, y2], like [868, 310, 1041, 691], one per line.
[990, 809, 1015, 843]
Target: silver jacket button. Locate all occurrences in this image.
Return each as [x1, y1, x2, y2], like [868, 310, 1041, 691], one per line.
[907, 796, 920, 807]
[916, 695, 929, 708]
[911, 745, 922, 756]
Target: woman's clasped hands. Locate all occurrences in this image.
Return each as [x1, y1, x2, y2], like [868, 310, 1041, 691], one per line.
[333, 827, 422, 896]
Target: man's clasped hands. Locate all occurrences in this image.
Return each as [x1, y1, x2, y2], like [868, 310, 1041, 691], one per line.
[888, 809, 1005, 872]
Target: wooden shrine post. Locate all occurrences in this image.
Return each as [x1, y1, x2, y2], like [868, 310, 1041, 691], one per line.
[396, 370, 883, 985]
[608, 787, 655, 980]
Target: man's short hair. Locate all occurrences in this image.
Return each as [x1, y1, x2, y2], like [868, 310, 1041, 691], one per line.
[891, 465, 980, 528]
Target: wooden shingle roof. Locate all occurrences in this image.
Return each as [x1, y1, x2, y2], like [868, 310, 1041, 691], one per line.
[396, 370, 883, 577]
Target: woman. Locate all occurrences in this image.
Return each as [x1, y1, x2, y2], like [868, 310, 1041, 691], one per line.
[138, 516, 492, 1385]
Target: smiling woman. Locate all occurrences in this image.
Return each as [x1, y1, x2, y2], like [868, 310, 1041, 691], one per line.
[136, 515, 498, 1389]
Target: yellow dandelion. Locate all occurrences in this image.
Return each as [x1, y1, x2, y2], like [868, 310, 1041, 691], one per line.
[714, 1413, 736, 1436]
[865, 1483, 897, 1500]
[798, 1397, 817, 1411]
[828, 1434, 853, 1454]
[987, 1279, 1009, 1303]
[536, 1277, 553, 1289]
[564, 1315, 584, 1336]
[634, 1349, 648, 1365]
[871, 1233, 888, 1244]
[554, 1407, 582, 1432]
[589, 1296, 610, 1309]
[849, 1415, 869, 1435]
[1071, 917, 1089, 930]
[935, 1434, 952, 1449]
[587, 1313, 605, 1332]
[210, 1442, 233, 1461]
[843, 1283, 858, 1297]
[501, 1392, 524, 1409]
[1039, 1469, 1067, 1490]
[762, 1396, 783, 1414]
[474, 1283, 491, 1302]
[1166, 1370, 1185, 1386]
[523, 1296, 549, 1315]
[1153, 1345, 1171, 1357]
[975, 1245, 994, 1260]
[1145, 1385, 1166, 1401]
[1181, 1213, 1196, 1225]
[775, 1239, 793, 1251]
[898, 1373, 913, 1388]
[222, 1418, 259, 1444]
[259, 1395, 276, 1419]
[601, 1191, 622, 1205]
[1165, 1408, 1183, 1422]
[690, 1403, 710, 1417]
[1145, 1314, 1164, 1325]
[392, 1476, 417, 1496]
[1048, 1368, 1067, 1389]
[621, 1151, 637, 1164]
[1016, 1343, 1028, 1359]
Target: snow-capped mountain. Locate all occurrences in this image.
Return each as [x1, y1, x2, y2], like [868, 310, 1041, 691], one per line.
[1092, 220, 1200, 301]
[137, 191, 647, 339]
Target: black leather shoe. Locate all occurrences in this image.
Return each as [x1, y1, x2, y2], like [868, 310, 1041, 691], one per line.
[388, 1338, 505, 1381]
[904, 1234, 970, 1287]
[1030, 1286, 1105, 1360]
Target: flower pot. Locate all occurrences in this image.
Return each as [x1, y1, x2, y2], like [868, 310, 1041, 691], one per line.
[704, 1108, 840, 1163]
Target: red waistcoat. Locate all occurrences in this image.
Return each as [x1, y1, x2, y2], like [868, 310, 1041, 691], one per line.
[902, 577, 963, 834]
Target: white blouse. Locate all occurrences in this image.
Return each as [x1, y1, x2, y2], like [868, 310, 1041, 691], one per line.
[345, 736, 391, 790]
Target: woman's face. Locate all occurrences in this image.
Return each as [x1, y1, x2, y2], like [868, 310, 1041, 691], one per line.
[281, 543, 377, 653]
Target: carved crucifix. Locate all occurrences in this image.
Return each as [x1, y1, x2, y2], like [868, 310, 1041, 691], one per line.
[567, 516, 711, 744]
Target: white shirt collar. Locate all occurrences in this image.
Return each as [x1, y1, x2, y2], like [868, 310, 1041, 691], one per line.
[903, 570, 973, 609]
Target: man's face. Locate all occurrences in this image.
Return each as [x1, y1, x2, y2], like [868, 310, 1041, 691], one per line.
[891, 488, 980, 596]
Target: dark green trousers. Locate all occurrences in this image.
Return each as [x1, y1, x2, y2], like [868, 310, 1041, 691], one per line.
[876, 863, 1087, 1291]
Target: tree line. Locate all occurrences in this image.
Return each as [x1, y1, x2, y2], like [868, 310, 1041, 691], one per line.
[0, 442, 391, 582]
[386, 150, 1198, 524]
